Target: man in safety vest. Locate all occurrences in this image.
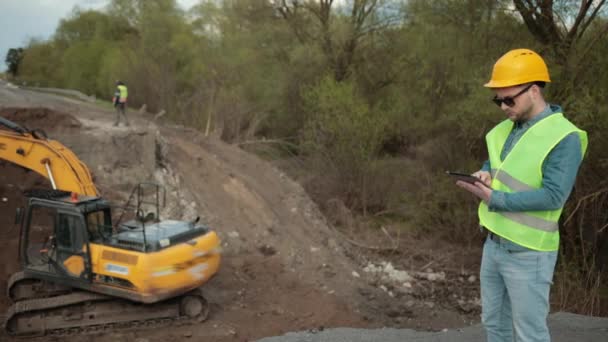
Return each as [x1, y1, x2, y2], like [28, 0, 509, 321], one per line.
[455, 49, 587, 342]
[113, 80, 129, 126]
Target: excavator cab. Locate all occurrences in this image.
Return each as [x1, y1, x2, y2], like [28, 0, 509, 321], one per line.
[18, 191, 109, 283]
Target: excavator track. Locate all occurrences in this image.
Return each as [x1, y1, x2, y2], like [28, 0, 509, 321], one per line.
[4, 288, 209, 337]
[7, 271, 72, 302]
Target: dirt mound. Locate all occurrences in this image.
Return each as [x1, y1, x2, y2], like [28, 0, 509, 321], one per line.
[0, 107, 82, 131]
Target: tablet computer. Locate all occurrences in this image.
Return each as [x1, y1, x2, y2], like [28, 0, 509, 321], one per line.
[446, 171, 487, 186]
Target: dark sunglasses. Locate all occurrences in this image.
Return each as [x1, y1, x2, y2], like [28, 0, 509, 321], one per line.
[492, 83, 534, 107]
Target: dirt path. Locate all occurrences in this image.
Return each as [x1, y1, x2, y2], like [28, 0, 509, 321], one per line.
[0, 81, 479, 341]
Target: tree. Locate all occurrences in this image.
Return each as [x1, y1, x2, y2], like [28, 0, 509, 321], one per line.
[55, 9, 135, 48]
[301, 76, 388, 213]
[513, 0, 607, 60]
[274, 0, 400, 82]
[188, 0, 300, 140]
[511, 0, 608, 102]
[17, 40, 62, 87]
[5, 48, 24, 76]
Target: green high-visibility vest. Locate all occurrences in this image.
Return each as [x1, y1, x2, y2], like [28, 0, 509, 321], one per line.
[478, 113, 588, 251]
[117, 85, 128, 101]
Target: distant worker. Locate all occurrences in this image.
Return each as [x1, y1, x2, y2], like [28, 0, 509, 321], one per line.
[112, 80, 129, 127]
[454, 49, 587, 342]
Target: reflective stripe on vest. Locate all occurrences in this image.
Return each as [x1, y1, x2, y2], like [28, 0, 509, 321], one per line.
[478, 113, 588, 251]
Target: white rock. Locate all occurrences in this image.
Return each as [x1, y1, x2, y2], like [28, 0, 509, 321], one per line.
[383, 262, 395, 273]
[363, 262, 382, 273]
[426, 271, 446, 281]
[387, 269, 413, 282]
[352, 271, 360, 278]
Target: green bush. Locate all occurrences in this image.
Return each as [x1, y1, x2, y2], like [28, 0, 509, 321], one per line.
[300, 76, 389, 214]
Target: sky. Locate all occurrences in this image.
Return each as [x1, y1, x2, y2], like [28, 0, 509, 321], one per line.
[0, 0, 199, 72]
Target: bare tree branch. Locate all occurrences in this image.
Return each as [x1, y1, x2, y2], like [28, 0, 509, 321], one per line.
[575, 0, 607, 41]
[274, 0, 392, 82]
[513, 0, 608, 65]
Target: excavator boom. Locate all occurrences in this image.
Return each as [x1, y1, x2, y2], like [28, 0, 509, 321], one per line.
[0, 116, 98, 196]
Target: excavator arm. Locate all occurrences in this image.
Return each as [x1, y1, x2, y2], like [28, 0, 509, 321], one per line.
[0, 116, 98, 196]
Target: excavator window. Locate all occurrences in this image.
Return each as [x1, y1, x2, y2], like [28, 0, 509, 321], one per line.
[54, 212, 88, 278]
[86, 209, 113, 242]
[24, 204, 89, 274]
[24, 204, 56, 266]
[57, 214, 84, 250]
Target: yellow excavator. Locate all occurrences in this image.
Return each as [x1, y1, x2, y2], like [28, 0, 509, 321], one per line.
[0, 115, 221, 337]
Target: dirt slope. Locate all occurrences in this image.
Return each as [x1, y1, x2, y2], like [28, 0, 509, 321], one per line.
[0, 82, 477, 342]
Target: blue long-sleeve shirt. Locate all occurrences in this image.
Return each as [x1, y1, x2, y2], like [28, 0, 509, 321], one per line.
[481, 104, 583, 212]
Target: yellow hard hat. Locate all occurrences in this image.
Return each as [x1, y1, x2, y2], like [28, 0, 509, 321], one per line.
[484, 49, 550, 88]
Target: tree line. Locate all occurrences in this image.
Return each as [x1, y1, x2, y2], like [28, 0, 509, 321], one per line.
[5, 0, 608, 315]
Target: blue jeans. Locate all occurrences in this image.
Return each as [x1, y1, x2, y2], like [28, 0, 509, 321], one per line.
[480, 235, 558, 342]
